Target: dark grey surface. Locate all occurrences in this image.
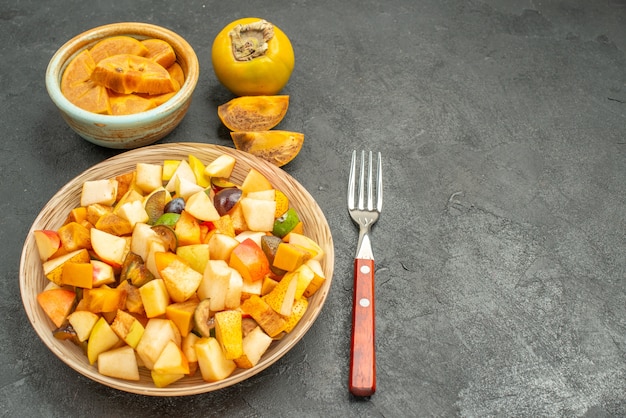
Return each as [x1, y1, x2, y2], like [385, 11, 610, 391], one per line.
[1, 0, 625, 416]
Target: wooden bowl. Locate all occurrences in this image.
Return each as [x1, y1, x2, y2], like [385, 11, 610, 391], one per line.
[45, 22, 199, 149]
[20, 143, 334, 396]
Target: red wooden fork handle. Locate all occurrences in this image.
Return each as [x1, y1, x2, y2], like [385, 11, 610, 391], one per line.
[349, 258, 376, 397]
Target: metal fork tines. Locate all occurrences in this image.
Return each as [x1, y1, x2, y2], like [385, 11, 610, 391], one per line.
[348, 150, 383, 259]
[347, 150, 382, 397]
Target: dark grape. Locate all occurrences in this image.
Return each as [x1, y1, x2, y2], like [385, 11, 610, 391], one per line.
[214, 188, 242, 216]
[164, 197, 185, 214]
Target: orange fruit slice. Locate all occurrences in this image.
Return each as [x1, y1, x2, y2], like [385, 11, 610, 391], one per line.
[108, 91, 156, 115]
[91, 54, 179, 95]
[167, 62, 185, 88]
[142, 38, 177, 68]
[61, 49, 110, 114]
[89, 35, 149, 64]
[138, 62, 185, 106]
[218, 95, 289, 132]
[230, 130, 304, 167]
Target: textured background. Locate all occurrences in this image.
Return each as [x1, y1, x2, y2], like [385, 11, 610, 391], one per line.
[1, 0, 625, 416]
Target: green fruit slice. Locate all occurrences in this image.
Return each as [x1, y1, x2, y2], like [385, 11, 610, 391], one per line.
[272, 207, 300, 238]
[154, 212, 180, 227]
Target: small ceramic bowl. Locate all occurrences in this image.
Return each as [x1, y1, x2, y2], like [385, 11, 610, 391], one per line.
[45, 22, 199, 149]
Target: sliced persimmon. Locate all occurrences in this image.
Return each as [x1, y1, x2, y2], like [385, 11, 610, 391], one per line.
[89, 35, 149, 64]
[142, 38, 177, 68]
[91, 54, 178, 95]
[61, 49, 96, 88]
[230, 130, 304, 167]
[61, 50, 110, 113]
[167, 62, 185, 89]
[218, 95, 289, 132]
[108, 91, 156, 115]
[138, 62, 185, 106]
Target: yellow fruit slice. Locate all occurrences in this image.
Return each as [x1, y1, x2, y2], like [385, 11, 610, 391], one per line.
[230, 130, 304, 167]
[141, 38, 177, 68]
[218, 95, 289, 132]
[89, 35, 149, 64]
[91, 54, 178, 95]
[61, 49, 111, 114]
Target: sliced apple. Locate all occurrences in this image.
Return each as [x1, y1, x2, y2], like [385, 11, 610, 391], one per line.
[135, 162, 163, 194]
[136, 318, 181, 370]
[239, 197, 276, 232]
[195, 337, 237, 382]
[208, 233, 239, 261]
[98, 345, 140, 381]
[185, 190, 220, 222]
[116, 200, 150, 228]
[198, 260, 231, 311]
[36, 288, 76, 328]
[91, 259, 116, 287]
[33, 230, 62, 262]
[155, 251, 203, 303]
[130, 222, 160, 261]
[224, 267, 243, 309]
[91, 228, 129, 268]
[87, 317, 120, 364]
[176, 244, 209, 274]
[229, 238, 270, 282]
[151, 370, 185, 388]
[204, 154, 236, 178]
[234, 325, 273, 369]
[165, 159, 196, 193]
[153, 339, 190, 375]
[67, 310, 100, 342]
[240, 168, 272, 194]
[81, 178, 118, 207]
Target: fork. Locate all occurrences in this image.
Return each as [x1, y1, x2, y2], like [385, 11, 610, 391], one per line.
[347, 150, 382, 397]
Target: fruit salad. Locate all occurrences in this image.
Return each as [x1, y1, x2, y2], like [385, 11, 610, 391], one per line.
[33, 152, 326, 387]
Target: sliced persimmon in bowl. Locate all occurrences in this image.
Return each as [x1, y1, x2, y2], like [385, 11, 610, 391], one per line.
[91, 54, 179, 95]
[61, 49, 110, 114]
[141, 38, 177, 69]
[108, 91, 156, 116]
[89, 35, 149, 64]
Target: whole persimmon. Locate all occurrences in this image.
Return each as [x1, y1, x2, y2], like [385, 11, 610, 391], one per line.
[212, 18, 295, 96]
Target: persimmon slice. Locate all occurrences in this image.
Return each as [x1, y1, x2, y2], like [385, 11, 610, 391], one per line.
[89, 35, 149, 64]
[61, 49, 110, 114]
[91, 54, 178, 95]
[142, 38, 177, 68]
[108, 91, 156, 115]
[230, 130, 304, 167]
[218, 95, 289, 132]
